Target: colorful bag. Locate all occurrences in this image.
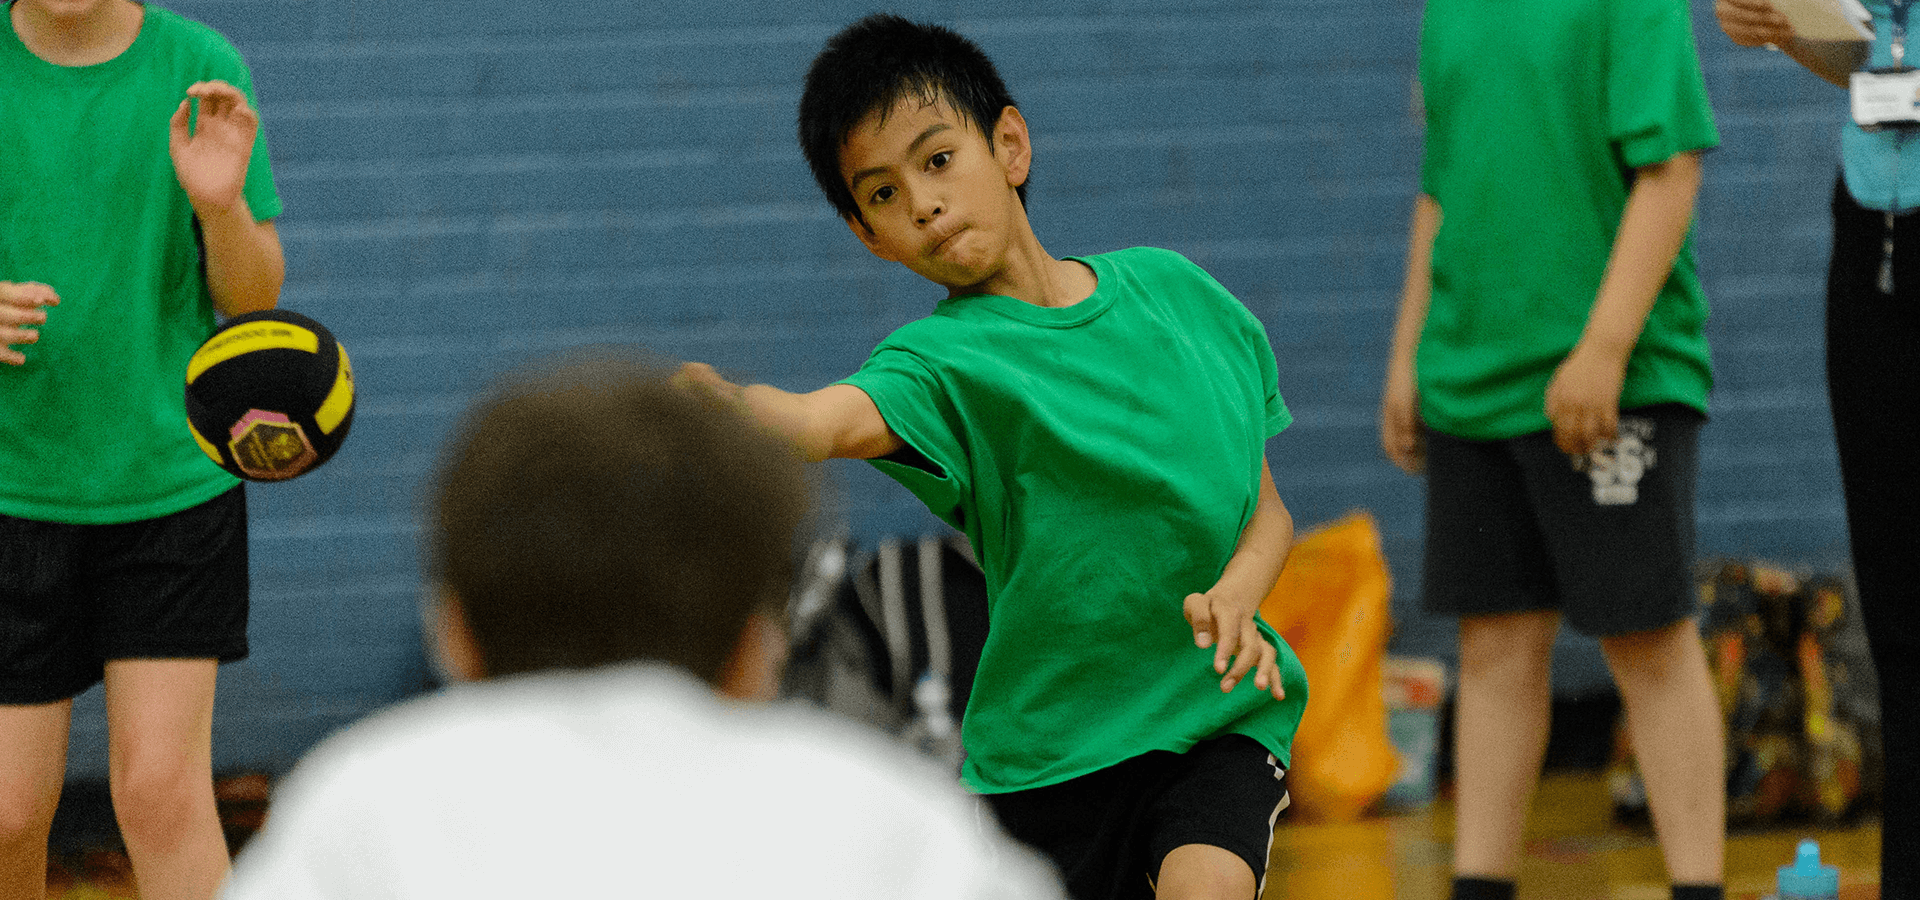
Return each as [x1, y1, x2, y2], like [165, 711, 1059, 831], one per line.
[1260, 512, 1400, 822]
[1609, 560, 1882, 827]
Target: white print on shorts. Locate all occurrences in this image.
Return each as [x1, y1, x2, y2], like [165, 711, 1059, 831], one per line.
[1572, 415, 1657, 506]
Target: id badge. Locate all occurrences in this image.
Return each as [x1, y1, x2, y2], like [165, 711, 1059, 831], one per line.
[1852, 68, 1920, 129]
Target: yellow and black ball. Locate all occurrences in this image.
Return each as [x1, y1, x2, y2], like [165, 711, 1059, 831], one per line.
[184, 309, 354, 482]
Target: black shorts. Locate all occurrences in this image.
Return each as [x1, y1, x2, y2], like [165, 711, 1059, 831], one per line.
[0, 487, 250, 704]
[1422, 404, 1702, 637]
[984, 735, 1288, 900]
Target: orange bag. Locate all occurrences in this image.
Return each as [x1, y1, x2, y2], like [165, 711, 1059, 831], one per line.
[1260, 511, 1398, 822]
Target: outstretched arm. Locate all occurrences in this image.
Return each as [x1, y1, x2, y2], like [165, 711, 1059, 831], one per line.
[1715, 0, 1867, 87]
[1182, 458, 1293, 701]
[675, 362, 904, 462]
[1544, 150, 1703, 456]
[169, 81, 284, 317]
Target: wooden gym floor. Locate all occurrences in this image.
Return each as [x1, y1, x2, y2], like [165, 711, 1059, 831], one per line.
[44, 770, 1880, 899]
[1266, 772, 1881, 900]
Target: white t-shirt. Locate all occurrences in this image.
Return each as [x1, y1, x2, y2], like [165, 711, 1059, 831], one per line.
[219, 664, 1063, 899]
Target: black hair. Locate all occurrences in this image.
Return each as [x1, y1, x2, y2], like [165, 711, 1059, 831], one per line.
[798, 13, 1025, 223]
[428, 349, 811, 683]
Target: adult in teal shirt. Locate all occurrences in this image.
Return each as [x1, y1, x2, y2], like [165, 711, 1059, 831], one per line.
[1714, 1, 1918, 893]
[0, 2, 284, 898]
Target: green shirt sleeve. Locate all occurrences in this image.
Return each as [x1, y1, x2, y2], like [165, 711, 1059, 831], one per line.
[1608, 0, 1720, 168]
[838, 347, 971, 532]
[1257, 322, 1291, 438]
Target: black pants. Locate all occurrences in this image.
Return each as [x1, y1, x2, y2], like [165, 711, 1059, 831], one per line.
[1828, 180, 1920, 898]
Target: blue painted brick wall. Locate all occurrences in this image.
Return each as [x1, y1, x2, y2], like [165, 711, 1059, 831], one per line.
[56, 0, 1856, 778]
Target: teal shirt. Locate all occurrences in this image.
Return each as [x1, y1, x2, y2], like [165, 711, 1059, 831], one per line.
[1841, 1, 1920, 211]
[840, 247, 1308, 794]
[0, 5, 280, 523]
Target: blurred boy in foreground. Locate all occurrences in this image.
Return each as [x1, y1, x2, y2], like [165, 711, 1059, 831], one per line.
[218, 352, 1062, 900]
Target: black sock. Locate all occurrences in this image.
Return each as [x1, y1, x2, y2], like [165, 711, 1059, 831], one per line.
[1672, 885, 1723, 900]
[1450, 877, 1517, 900]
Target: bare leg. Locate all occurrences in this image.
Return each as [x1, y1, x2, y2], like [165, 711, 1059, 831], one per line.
[0, 701, 71, 900]
[103, 659, 229, 900]
[1452, 610, 1559, 879]
[1156, 843, 1257, 900]
[1600, 619, 1725, 885]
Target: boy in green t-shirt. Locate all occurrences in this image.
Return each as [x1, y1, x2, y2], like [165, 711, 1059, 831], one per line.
[679, 14, 1306, 900]
[1381, 2, 1725, 900]
[0, 2, 284, 899]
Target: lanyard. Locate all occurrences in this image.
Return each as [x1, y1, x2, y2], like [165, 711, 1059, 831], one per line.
[1881, 0, 1908, 297]
[1896, 0, 1913, 68]
[1870, 0, 1918, 292]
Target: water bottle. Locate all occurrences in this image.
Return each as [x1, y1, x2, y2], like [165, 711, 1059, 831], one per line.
[1765, 839, 1840, 900]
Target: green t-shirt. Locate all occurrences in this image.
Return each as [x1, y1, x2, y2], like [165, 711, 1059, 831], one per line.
[1417, 0, 1719, 440]
[0, 4, 281, 523]
[841, 247, 1310, 794]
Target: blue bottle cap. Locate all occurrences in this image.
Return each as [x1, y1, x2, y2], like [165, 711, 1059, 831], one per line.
[1777, 838, 1840, 898]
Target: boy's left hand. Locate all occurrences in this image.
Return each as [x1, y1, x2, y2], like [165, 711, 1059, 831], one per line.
[1183, 590, 1286, 701]
[169, 81, 257, 215]
[1544, 342, 1629, 457]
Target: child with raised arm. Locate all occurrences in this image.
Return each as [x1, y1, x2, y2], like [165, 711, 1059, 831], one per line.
[0, 2, 284, 899]
[678, 15, 1307, 900]
[1381, 2, 1726, 900]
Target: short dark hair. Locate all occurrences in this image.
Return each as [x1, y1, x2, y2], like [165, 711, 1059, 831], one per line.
[428, 350, 811, 683]
[798, 13, 1025, 223]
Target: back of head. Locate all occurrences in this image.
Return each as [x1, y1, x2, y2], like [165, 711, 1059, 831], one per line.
[798, 13, 1023, 222]
[428, 350, 810, 683]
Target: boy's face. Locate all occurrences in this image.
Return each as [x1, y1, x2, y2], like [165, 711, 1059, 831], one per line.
[839, 97, 1032, 293]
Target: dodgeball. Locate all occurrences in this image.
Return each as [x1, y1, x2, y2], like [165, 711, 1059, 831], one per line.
[185, 309, 354, 481]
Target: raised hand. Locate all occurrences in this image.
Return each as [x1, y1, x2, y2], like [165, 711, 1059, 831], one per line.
[168, 80, 257, 214]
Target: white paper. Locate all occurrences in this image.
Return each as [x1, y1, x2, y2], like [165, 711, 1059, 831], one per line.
[1774, 0, 1873, 42]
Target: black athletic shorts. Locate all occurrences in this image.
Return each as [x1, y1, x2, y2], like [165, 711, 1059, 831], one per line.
[1421, 404, 1703, 637]
[984, 735, 1289, 900]
[0, 486, 250, 704]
